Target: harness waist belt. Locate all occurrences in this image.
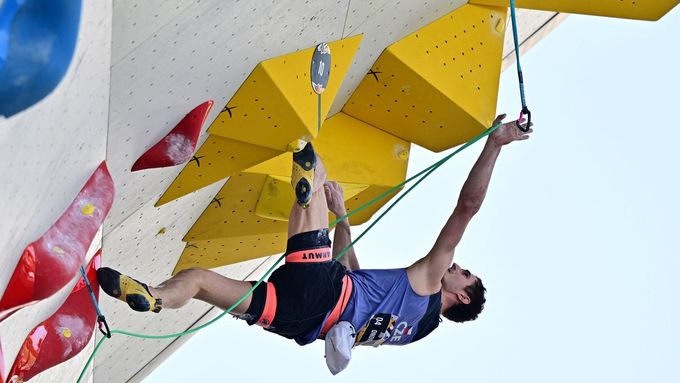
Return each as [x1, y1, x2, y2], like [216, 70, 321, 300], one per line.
[285, 247, 332, 263]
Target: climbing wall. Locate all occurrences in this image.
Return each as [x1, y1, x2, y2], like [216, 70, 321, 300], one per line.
[0, 0, 593, 381]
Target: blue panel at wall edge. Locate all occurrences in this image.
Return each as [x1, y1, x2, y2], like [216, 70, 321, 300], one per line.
[0, 0, 82, 118]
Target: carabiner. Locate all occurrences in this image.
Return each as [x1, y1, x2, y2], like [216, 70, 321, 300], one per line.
[516, 106, 531, 133]
[98, 315, 112, 338]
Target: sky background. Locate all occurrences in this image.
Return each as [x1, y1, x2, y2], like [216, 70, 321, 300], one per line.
[145, 7, 680, 383]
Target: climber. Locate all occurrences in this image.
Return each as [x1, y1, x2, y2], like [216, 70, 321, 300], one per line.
[97, 113, 532, 374]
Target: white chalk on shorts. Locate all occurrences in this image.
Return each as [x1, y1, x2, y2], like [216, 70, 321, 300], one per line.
[324, 321, 355, 375]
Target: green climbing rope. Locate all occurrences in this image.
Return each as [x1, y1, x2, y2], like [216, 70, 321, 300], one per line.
[75, 122, 502, 383]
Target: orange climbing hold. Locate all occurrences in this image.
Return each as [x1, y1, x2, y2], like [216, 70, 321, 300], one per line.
[131, 100, 214, 171]
[7, 252, 102, 382]
[0, 162, 114, 322]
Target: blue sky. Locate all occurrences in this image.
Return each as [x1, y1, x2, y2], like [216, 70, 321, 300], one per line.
[145, 7, 680, 383]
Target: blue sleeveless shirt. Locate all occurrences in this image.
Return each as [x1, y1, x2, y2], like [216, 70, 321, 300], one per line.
[339, 268, 442, 346]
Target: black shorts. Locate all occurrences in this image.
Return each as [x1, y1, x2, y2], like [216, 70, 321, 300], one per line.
[242, 229, 347, 342]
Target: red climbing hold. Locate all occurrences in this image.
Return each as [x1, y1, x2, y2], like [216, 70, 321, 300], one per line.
[131, 100, 214, 171]
[7, 251, 102, 383]
[0, 162, 114, 322]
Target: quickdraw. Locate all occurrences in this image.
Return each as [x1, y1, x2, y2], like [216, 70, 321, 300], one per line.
[80, 266, 111, 338]
[510, 0, 532, 132]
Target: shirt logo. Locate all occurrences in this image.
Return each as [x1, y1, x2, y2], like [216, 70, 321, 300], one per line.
[387, 321, 413, 343]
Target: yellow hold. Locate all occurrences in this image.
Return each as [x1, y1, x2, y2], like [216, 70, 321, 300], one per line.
[470, 0, 680, 21]
[343, 4, 507, 152]
[81, 203, 95, 216]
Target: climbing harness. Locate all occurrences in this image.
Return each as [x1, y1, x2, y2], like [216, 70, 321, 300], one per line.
[509, 0, 532, 132]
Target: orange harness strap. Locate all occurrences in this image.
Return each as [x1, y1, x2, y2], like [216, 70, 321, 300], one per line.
[285, 247, 332, 263]
[255, 282, 277, 328]
[320, 275, 353, 337]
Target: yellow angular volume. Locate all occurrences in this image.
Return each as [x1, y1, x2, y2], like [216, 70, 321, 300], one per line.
[155, 35, 363, 206]
[209, 34, 364, 148]
[343, 4, 507, 152]
[470, 0, 679, 21]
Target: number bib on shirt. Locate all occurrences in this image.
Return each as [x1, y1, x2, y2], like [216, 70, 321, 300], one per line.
[355, 313, 398, 347]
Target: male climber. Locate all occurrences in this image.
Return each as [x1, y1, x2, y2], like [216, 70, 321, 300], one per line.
[97, 113, 532, 374]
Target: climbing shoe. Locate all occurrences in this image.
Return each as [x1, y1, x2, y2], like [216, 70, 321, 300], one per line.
[96, 267, 162, 313]
[291, 142, 316, 208]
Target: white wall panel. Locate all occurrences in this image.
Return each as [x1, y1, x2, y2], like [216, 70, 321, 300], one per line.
[112, 0, 196, 65]
[501, 10, 566, 69]
[341, 0, 392, 37]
